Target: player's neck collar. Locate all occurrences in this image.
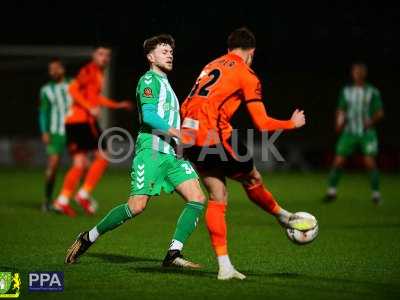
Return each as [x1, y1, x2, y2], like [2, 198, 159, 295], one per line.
[149, 69, 167, 78]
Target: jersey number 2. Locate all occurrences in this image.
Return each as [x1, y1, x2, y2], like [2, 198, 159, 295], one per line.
[189, 69, 221, 97]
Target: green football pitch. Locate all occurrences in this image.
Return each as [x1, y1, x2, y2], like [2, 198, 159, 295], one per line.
[1, 168, 399, 300]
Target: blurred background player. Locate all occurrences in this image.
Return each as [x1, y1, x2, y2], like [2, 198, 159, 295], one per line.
[65, 34, 206, 268]
[181, 27, 313, 280]
[326, 62, 384, 204]
[53, 46, 132, 217]
[39, 58, 72, 212]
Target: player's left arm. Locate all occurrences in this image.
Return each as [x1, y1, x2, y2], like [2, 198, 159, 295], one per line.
[98, 96, 132, 110]
[241, 71, 304, 131]
[38, 87, 50, 144]
[365, 88, 384, 129]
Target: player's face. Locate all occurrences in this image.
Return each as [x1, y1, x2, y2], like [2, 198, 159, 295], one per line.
[48, 62, 65, 81]
[351, 65, 367, 83]
[148, 44, 173, 72]
[93, 48, 111, 68]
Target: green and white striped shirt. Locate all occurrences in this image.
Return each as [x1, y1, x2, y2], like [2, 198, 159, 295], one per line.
[39, 79, 72, 135]
[135, 70, 180, 155]
[338, 84, 383, 136]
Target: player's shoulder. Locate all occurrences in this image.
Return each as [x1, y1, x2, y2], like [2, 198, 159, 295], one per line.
[40, 82, 53, 93]
[138, 71, 160, 87]
[366, 83, 381, 94]
[341, 84, 353, 93]
[76, 62, 96, 78]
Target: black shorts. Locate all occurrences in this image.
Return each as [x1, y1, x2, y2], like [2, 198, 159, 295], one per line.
[66, 122, 105, 154]
[184, 136, 254, 178]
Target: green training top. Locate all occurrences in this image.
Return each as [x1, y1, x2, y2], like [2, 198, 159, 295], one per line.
[135, 70, 180, 155]
[38, 78, 72, 135]
[337, 83, 383, 136]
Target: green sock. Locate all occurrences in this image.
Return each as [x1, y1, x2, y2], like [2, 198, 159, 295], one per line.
[328, 168, 343, 188]
[370, 169, 380, 191]
[172, 201, 204, 245]
[96, 203, 133, 235]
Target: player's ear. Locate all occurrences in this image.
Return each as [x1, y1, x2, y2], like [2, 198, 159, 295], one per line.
[147, 53, 154, 64]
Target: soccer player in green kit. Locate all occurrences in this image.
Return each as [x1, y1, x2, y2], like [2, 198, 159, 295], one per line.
[65, 34, 206, 268]
[38, 58, 72, 211]
[326, 62, 384, 204]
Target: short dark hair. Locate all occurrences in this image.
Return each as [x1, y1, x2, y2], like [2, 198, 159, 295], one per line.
[352, 61, 367, 70]
[143, 34, 175, 56]
[48, 57, 63, 66]
[227, 27, 256, 50]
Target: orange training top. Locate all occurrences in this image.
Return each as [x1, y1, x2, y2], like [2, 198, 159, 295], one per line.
[181, 52, 295, 146]
[66, 62, 119, 124]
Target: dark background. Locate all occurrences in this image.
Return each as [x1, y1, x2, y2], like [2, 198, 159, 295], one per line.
[1, 1, 399, 169]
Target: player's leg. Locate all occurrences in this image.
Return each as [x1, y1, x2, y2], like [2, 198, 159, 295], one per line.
[161, 159, 206, 268]
[75, 122, 109, 214]
[326, 155, 347, 200]
[42, 154, 60, 211]
[42, 134, 66, 211]
[75, 150, 109, 214]
[233, 167, 316, 230]
[53, 152, 88, 217]
[326, 132, 354, 200]
[65, 150, 158, 264]
[65, 195, 149, 264]
[361, 131, 381, 204]
[201, 170, 246, 280]
[363, 155, 381, 204]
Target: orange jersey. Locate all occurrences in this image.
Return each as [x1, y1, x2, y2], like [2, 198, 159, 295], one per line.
[181, 52, 294, 146]
[66, 62, 119, 124]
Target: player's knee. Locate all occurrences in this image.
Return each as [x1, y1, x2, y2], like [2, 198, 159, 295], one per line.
[240, 169, 262, 187]
[73, 154, 89, 169]
[364, 157, 376, 170]
[127, 196, 148, 215]
[209, 187, 228, 203]
[333, 156, 345, 168]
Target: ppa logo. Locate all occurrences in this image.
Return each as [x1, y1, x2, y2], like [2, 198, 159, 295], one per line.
[28, 272, 64, 292]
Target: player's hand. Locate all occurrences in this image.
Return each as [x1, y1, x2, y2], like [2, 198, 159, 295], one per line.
[364, 118, 372, 129]
[335, 110, 346, 133]
[90, 106, 101, 117]
[118, 101, 133, 111]
[168, 127, 180, 139]
[42, 133, 50, 144]
[291, 109, 306, 128]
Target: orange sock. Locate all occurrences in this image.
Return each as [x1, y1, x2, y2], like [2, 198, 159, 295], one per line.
[81, 157, 108, 193]
[244, 183, 281, 215]
[60, 166, 85, 198]
[205, 200, 228, 256]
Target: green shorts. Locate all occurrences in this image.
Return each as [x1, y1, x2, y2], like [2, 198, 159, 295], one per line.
[130, 149, 199, 196]
[336, 131, 378, 157]
[46, 134, 66, 155]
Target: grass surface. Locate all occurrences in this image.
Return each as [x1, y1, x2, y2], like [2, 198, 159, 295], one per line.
[0, 168, 399, 299]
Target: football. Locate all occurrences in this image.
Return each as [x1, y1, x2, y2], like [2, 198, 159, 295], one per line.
[286, 212, 319, 245]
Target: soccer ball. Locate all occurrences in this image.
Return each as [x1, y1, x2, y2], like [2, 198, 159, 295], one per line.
[286, 212, 318, 245]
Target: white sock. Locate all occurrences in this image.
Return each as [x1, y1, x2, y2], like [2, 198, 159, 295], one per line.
[78, 188, 90, 199]
[217, 255, 233, 270]
[88, 227, 99, 242]
[276, 208, 291, 225]
[57, 195, 69, 205]
[169, 239, 183, 251]
[327, 187, 337, 196]
[372, 191, 381, 198]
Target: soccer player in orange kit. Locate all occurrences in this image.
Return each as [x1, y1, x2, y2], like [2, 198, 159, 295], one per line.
[53, 46, 131, 217]
[181, 28, 315, 280]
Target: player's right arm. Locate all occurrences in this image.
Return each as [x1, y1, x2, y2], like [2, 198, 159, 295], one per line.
[137, 75, 179, 139]
[38, 87, 50, 144]
[336, 88, 347, 133]
[241, 70, 305, 131]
